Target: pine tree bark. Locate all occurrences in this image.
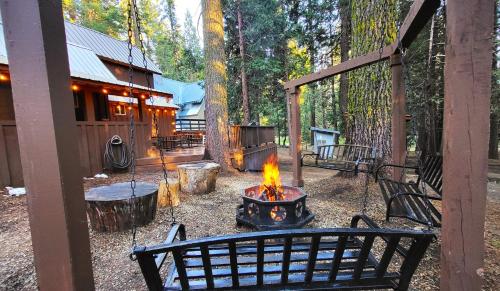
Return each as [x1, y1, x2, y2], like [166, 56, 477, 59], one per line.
[489, 0, 499, 159]
[307, 0, 316, 144]
[237, 0, 250, 125]
[202, 0, 232, 170]
[339, 0, 351, 140]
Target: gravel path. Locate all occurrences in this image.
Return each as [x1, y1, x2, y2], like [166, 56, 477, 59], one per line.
[0, 148, 498, 290]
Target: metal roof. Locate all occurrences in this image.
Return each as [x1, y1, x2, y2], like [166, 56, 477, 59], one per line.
[65, 21, 161, 73]
[153, 75, 204, 105]
[310, 127, 340, 134]
[145, 96, 179, 109]
[0, 21, 169, 95]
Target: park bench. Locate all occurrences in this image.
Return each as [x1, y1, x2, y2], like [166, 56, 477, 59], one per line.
[376, 155, 443, 227]
[301, 144, 376, 174]
[133, 215, 433, 290]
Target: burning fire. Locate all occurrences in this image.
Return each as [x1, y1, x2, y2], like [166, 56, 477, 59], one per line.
[259, 155, 285, 201]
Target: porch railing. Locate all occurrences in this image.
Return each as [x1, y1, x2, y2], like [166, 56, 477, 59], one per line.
[175, 118, 206, 132]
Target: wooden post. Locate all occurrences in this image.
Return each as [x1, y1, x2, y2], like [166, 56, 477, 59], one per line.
[287, 87, 304, 187]
[391, 54, 406, 178]
[0, 1, 95, 290]
[441, 0, 493, 290]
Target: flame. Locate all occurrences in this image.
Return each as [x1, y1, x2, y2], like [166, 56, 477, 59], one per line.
[260, 155, 284, 201]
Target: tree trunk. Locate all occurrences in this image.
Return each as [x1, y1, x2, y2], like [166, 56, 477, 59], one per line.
[237, 0, 251, 125]
[202, 0, 232, 170]
[339, 0, 351, 140]
[489, 1, 499, 159]
[307, 0, 316, 144]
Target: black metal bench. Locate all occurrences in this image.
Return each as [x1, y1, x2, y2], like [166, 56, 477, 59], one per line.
[301, 144, 376, 174]
[133, 215, 433, 290]
[376, 156, 443, 227]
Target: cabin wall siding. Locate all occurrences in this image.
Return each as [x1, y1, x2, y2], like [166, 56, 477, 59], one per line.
[0, 81, 175, 187]
[0, 121, 156, 187]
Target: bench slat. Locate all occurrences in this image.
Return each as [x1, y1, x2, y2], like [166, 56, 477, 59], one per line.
[228, 242, 239, 288]
[328, 235, 347, 283]
[281, 237, 293, 284]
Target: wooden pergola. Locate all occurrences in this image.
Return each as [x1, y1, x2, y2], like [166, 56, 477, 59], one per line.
[284, 0, 493, 290]
[0, 0, 493, 290]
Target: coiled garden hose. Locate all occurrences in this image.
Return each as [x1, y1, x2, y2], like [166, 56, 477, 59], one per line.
[104, 135, 132, 170]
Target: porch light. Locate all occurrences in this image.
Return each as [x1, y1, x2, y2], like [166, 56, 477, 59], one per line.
[71, 84, 79, 91]
[128, 106, 132, 110]
[164, 109, 167, 113]
[148, 108, 152, 112]
[141, 94, 146, 99]
[102, 89, 108, 94]
[123, 91, 128, 96]
[171, 122, 175, 125]
[156, 109, 160, 112]
[171, 111, 175, 116]
[0, 73, 8, 81]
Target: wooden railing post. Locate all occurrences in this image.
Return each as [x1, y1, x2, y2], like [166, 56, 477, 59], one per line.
[441, 0, 493, 290]
[287, 87, 304, 187]
[391, 53, 407, 178]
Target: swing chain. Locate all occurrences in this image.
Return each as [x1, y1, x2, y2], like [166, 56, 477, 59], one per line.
[127, 0, 138, 251]
[130, 0, 176, 225]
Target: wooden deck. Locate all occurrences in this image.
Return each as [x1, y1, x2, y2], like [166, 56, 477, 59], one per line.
[136, 146, 206, 170]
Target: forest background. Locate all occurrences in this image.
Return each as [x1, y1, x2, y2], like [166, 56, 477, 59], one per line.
[62, 0, 500, 159]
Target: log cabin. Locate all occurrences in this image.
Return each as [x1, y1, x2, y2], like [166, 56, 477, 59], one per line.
[0, 21, 182, 187]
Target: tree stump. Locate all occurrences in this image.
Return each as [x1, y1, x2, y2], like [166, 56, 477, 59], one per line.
[85, 182, 157, 232]
[178, 162, 221, 195]
[158, 178, 180, 207]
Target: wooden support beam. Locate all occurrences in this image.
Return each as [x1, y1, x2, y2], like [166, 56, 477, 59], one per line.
[441, 0, 493, 290]
[398, 0, 441, 49]
[287, 87, 303, 187]
[0, 1, 95, 290]
[390, 54, 406, 178]
[284, 44, 395, 89]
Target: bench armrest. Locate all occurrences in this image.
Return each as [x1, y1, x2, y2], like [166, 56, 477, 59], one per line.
[350, 214, 381, 229]
[375, 164, 419, 182]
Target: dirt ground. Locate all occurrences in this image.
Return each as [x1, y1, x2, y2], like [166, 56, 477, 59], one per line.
[0, 148, 499, 290]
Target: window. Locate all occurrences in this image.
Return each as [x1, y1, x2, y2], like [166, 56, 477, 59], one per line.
[73, 91, 85, 121]
[114, 104, 126, 115]
[93, 93, 109, 121]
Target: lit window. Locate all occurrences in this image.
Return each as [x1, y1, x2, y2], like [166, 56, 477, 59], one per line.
[114, 104, 126, 115]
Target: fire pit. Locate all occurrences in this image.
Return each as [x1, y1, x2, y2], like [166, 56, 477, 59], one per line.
[236, 156, 314, 230]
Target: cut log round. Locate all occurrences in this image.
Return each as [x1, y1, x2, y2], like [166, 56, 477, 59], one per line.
[85, 182, 158, 232]
[158, 178, 180, 207]
[178, 162, 221, 195]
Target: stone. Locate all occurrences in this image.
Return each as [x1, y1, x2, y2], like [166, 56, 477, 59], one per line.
[178, 162, 221, 195]
[158, 178, 180, 207]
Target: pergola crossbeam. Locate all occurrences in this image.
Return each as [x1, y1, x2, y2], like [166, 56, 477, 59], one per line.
[283, 0, 440, 89]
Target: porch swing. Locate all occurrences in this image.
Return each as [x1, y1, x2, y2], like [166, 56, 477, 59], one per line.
[126, 1, 434, 290]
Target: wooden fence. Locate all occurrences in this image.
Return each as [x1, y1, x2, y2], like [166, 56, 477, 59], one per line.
[229, 125, 277, 171]
[0, 121, 152, 187]
[229, 125, 275, 149]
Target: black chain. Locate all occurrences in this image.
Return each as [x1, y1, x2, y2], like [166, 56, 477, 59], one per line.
[395, 10, 434, 230]
[130, 0, 176, 225]
[126, 0, 138, 259]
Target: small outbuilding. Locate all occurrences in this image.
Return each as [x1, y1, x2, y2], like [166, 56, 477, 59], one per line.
[310, 127, 340, 154]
